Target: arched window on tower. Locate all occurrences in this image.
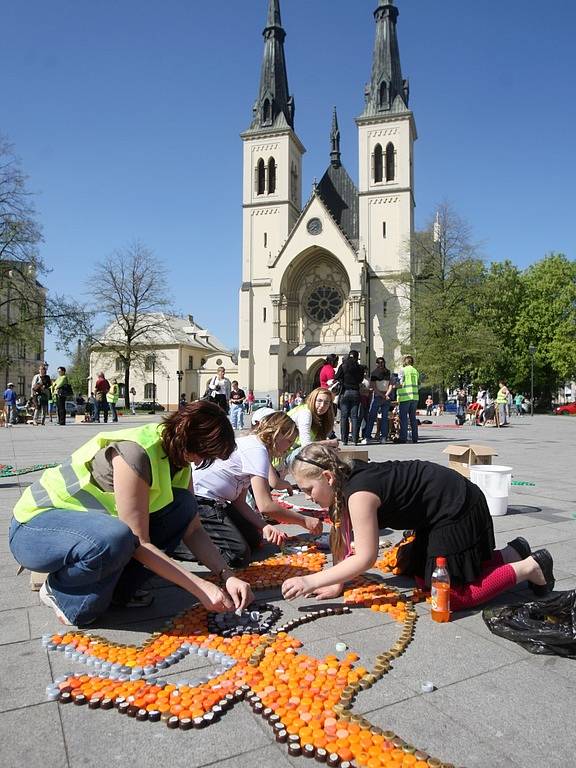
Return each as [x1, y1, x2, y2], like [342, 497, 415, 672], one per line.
[256, 158, 265, 195]
[385, 142, 395, 182]
[379, 81, 388, 109]
[373, 143, 383, 183]
[262, 99, 271, 125]
[267, 157, 276, 194]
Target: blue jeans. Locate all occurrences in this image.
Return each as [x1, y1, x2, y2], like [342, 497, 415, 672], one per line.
[229, 403, 244, 429]
[399, 400, 418, 443]
[339, 390, 360, 444]
[364, 396, 390, 441]
[94, 398, 109, 422]
[109, 401, 118, 422]
[9, 488, 197, 625]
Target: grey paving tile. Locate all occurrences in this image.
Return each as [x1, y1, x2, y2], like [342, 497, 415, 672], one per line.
[365, 695, 522, 768]
[0, 640, 53, 712]
[0, 608, 30, 645]
[62, 694, 271, 768]
[430, 660, 576, 768]
[201, 744, 293, 768]
[0, 702, 68, 768]
[0, 575, 42, 611]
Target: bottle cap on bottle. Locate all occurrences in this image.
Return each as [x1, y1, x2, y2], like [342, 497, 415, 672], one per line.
[436, 556, 447, 567]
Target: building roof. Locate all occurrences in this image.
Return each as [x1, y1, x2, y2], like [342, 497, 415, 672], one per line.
[359, 0, 409, 119]
[99, 314, 231, 354]
[316, 109, 359, 244]
[245, 0, 295, 133]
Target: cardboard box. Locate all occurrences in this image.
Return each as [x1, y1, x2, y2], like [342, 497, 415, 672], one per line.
[339, 449, 369, 463]
[442, 443, 497, 478]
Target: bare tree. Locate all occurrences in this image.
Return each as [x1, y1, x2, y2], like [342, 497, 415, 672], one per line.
[84, 242, 172, 397]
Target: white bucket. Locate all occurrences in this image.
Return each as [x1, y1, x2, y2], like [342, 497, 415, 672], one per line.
[469, 464, 513, 517]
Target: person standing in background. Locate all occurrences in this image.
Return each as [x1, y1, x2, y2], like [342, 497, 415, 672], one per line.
[30, 364, 52, 426]
[319, 354, 339, 390]
[397, 355, 420, 444]
[334, 350, 364, 445]
[229, 381, 246, 430]
[362, 357, 392, 444]
[129, 386, 137, 415]
[3, 382, 18, 426]
[94, 371, 111, 423]
[51, 367, 72, 426]
[108, 378, 120, 422]
[208, 366, 231, 413]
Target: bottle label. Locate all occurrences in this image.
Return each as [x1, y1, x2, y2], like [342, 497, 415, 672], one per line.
[431, 583, 450, 613]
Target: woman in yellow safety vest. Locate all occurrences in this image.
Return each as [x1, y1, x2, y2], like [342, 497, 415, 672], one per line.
[9, 401, 254, 627]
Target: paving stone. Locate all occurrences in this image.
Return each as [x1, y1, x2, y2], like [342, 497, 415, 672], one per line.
[202, 744, 293, 768]
[0, 640, 53, 712]
[0, 608, 30, 645]
[0, 702, 68, 768]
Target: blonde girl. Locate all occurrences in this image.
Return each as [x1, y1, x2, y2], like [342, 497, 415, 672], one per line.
[193, 412, 322, 567]
[282, 445, 555, 609]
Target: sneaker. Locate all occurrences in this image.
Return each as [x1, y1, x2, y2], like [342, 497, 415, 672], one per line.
[360, 438, 369, 445]
[39, 580, 73, 625]
[112, 589, 154, 609]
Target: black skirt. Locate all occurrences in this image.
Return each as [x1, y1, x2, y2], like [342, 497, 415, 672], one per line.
[409, 482, 496, 587]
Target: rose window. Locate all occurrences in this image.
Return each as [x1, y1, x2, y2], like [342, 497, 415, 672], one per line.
[305, 285, 344, 324]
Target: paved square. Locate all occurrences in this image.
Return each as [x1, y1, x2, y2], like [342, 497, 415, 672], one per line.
[1, 414, 575, 767]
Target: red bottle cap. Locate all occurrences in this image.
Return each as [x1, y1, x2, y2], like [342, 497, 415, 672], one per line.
[436, 556, 447, 566]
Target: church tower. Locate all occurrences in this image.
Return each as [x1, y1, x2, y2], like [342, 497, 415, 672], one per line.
[356, 0, 416, 363]
[238, 0, 305, 397]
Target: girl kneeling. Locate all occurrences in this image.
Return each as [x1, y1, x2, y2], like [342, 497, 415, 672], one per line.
[282, 445, 554, 610]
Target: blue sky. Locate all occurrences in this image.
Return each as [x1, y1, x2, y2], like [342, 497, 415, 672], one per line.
[2, 0, 574, 364]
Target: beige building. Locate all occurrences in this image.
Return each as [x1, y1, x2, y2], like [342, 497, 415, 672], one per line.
[239, 0, 416, 403]
[89, 314, 237, 410]
[0, 260, 46, 398]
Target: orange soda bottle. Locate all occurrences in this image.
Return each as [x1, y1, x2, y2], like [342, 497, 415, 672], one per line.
[431, 556, 451, 623]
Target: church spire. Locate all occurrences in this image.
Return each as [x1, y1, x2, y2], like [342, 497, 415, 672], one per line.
[249, 0, 294, 131]
[330, 107, 341, 168]
[361, 0, 409, 117]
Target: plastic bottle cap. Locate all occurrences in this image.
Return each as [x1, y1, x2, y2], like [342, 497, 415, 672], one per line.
[436, 557, 447, 567]
[421, 681, 435, 693]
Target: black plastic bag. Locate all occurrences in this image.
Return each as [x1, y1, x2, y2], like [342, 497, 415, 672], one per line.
[483, 591, 576, 658]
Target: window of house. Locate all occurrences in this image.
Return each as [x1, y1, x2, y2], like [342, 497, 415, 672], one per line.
[385, 142, 395, 181]
[188, 355, 194, 370]
[263, 307, 267, 322]
[144, 383, 156, 399]
[374, 143, 383, 183]
[379, 81, 388, 108]
[115, 357, 125, 372]
[264, 232, 267, 248]
[382, 222, 387, 239]
[144, 354, 155, 372]
[262, 99, 271, 125]
[256, 158, 265, 195]
[267, 157, 276, 194]
[18, 375, 25, 395]
[17, 341, 26, 359]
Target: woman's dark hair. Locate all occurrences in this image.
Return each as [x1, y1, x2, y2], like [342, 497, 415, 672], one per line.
[326, 354, 339, 367]
[161, 400, 235, 469]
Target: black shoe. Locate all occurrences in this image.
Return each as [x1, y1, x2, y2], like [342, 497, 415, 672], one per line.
[529, 549, 555, 596]
[507, 536, 531, 560]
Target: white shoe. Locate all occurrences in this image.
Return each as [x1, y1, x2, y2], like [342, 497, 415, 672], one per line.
[39, 581, 73, 625]
[360, 438, 368, 445]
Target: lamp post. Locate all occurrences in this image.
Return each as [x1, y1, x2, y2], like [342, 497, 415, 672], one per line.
[151, 354, 156, 415]
[176, 370, 184, 407]
[529, 344, 536, 417]
[166, 373, 171, 411]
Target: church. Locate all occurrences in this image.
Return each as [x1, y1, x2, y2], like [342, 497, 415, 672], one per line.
[238, 0, 416, 403]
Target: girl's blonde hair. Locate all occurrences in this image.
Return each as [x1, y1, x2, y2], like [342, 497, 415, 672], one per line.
[292, 444, 353, 562]
[254, 411, 298, 458]
[305, 387, 335, 440]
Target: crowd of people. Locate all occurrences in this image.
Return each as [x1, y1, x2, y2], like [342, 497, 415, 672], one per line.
[8, 352, 556, 629]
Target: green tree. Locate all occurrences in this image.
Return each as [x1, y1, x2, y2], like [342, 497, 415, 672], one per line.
[514, 253, 576, 403]
[402, 203, 489, 398]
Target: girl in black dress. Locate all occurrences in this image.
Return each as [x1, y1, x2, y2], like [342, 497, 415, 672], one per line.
[281, 445, 555, 610]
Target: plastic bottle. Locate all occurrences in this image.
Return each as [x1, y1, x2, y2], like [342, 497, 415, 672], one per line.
[431, 556, 451, 623]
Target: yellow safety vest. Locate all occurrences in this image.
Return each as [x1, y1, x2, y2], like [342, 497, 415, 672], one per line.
[397, 365, 419, 403]
[13, 423, 190, 523]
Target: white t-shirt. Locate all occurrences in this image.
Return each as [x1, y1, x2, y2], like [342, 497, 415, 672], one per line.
[193, 435, 270, 502]
[289, 406, 313, 446]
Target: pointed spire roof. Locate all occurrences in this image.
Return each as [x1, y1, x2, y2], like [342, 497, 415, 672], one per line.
[330, 107, 341, 168]
[247, 0, 294, 132]
[317, 110, 359, 244]
[360, 0, 409, 118]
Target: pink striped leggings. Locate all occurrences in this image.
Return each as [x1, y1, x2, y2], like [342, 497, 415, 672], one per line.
[416, 550, 516, 611]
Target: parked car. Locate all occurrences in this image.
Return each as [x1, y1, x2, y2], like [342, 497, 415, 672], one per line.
[554, 402, 576, 415]
[251, 397, 272, 411]
[64, 401, 77, 418]
[133, 401, 165, 412]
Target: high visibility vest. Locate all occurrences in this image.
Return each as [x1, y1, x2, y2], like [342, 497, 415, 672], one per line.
[397, 365, 419, 403]
[496, 387, 508, 404]
[107, 384, 119, 404]
[13, 423, 190, 523]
